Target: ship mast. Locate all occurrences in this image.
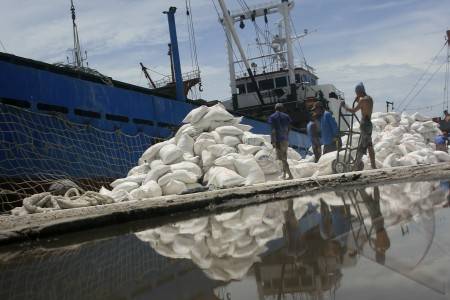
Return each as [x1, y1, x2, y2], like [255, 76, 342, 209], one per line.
[70, 0, 87, 68]
[217, 0, 265, 105]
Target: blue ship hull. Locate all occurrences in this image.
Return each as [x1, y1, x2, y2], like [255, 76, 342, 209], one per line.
[0, 52, 310, 185]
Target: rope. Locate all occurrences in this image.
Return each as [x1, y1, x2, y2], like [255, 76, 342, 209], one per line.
[16, 187, 114, 215]
[397, 42, 447, 111]
[0, 39, 6, 52]
[401, 61, 446, 112]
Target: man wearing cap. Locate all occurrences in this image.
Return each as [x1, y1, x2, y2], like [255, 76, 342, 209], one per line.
[268, 103, 294, 180]
[343, 82, 376, 169]
[312, 102, 340, 154]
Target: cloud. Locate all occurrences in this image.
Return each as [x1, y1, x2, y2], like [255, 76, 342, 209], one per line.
[0, 0, 449, 116]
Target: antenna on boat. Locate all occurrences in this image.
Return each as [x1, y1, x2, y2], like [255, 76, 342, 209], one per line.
[69, 0, 88, 68]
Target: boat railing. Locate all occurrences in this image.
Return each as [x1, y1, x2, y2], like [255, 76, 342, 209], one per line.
[153, 69, 201, 88]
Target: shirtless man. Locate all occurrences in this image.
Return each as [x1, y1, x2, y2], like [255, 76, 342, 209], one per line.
[343, 82, 376, 169]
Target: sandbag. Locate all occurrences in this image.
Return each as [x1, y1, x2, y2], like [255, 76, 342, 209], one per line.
[235, 123, 252, 132]
[139, 139, 173, 164]
[112, 181, 139, 193]
[201, 150, 216, 171]
[127, 164, 149, 177]
[170, 161, 203, 178]
[183, 154, 201, 164]
[291, 162, 318, 178]
[434, 151, 450, 162]
[222, 136, 241, 147]
[162, 180, 187, 195]
[194, 138, 216, 156]
[129, 180, 162, 199]
[158, 170, 199, 186]
[207, 167, 246, 188]
[208, 144, 236, 157]
[150, 159, 164, 169]
[254, 149, 279, 175]
[287, 148, 302, 161]
[197, 132, 221, 143]
[242, 132, 266, 146]
[237, 144, 261, 155]
[159, 144, 183, 164]
[110, 174, 146, 188]
[202, 103, 234, 122]
[214, 153, 239, 171]
[215, 125, 244, 136]
[144, 164, 171, 183]
[233, 155, 265, 185]
[182, 105, 209, 124]
[177, 133, 194, 156]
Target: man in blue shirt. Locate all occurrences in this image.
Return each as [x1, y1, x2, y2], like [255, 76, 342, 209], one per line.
[435, 130, 448, 152]
[268, 103, 293, 180]
[311, 102, 340, 154]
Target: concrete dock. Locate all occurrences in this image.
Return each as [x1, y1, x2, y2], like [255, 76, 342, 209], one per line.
[0, 163, 449, 245]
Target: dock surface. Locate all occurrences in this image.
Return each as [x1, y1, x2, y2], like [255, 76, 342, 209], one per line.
[1, 163, 449, 245]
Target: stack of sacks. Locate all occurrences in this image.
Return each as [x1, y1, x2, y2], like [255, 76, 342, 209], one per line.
[301, 111, 450, 176]
[100, 108, 450, 202]
[367, 111, 449, 168]
[136, 202, 296, 281]
[100, 103, 295, 202]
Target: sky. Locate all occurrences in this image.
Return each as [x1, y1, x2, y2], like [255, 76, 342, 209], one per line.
[0, 0, 449, 117]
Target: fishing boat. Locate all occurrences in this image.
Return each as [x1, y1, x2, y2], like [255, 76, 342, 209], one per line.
[0, 1, 320, 209]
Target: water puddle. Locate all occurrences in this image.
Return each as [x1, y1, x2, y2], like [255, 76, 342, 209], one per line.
[1, 179, 450, 299]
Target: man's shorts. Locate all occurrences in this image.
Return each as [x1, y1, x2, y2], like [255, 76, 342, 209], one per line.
[276, 141, 289, 161]
[358, 119, 373, 154]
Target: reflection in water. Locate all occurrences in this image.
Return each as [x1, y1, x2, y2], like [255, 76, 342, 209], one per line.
[0, 180, 449, 299]
[136, 180, 449, 298]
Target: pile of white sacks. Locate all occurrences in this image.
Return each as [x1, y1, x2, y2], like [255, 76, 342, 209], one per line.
[100, 103, 301, 202]
[100, 104, 450, 202]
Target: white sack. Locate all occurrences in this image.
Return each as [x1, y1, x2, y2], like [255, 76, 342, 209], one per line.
[162, 180, 187, 195]
[144, 164, 171, 183]
[207, 167, 246, 188]
[129, 180, 162, 199]
[170, 161, 203, 178]
[215, 126, 244, 136]
[222, 136, 241, 147]
[208, 144, 236, 157]
[177, 134, 194, 156]
[159, 144, 183, 164]
[182, 105, 209, 124]
[158, 170, 199, 186]
[110, 174, 146, 188]
[233, 156, 265, 185]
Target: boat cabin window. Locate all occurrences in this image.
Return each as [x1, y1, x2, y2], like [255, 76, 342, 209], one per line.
[275, 76, 287, 88]
[246, 82, 257, 93]
[259, 79, 274, 91]
[237, 84, 246, 95]
[295, 74, 301, 83]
